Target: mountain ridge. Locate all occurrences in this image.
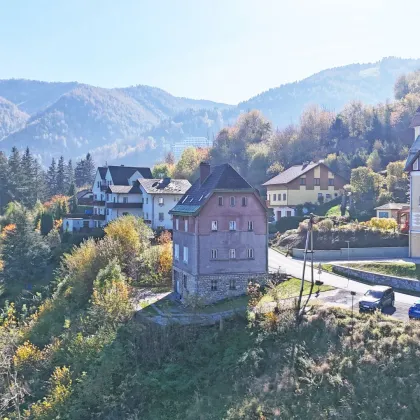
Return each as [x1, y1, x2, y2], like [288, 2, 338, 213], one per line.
[1, 56, 420, 166]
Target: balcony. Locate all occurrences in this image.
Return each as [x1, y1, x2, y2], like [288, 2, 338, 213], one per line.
[93, 200, 106, 206]
[106, 202, 143, 209]
[92, 214, 106, 221]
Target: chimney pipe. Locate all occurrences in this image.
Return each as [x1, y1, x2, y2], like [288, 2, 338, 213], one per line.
[199, 162, 211, 184]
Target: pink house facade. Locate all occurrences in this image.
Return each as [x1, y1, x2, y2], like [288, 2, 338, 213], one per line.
[169, 162, 268, 303]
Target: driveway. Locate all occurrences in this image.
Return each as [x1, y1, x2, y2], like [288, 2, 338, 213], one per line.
[269, 249, 418, 321]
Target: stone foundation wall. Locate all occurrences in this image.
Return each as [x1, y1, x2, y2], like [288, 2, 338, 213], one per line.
[332, 265, 420, 293]
[195, 272, 267, 303]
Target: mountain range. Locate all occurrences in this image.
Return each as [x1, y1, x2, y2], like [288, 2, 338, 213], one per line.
[1, 56, 420, 167]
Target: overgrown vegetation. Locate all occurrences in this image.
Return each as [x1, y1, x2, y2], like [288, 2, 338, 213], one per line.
[344, 262, 417, 280]
[274, 217, 407, 250]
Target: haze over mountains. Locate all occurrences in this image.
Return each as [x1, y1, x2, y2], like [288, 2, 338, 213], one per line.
[1, 56, 419, 167]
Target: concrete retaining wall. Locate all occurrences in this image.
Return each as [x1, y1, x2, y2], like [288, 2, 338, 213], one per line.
[332, 264, 420, 293]
[292, 247, 409, 261]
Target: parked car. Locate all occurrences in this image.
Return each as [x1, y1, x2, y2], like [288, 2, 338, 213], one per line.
[409, 300, 420, 319]
[359, 286, 395, 313]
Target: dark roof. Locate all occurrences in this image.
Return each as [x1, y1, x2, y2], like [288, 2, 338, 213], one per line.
[410, 107, 420, 128]
[76, 189, 92, 199]
[98, 167, 107, 180]
[404, 135, 420, 171]
[107, 166, 152, 185]
[170, 164, 257, 215]
[106, 185, 142, 194]
[138, 178, 191, 194]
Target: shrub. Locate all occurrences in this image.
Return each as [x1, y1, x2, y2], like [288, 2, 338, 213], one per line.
[317, 218, 334, 232]
[366, 217, 398, 231]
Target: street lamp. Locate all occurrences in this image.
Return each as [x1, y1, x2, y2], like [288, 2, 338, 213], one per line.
[350, 291, 356, 348]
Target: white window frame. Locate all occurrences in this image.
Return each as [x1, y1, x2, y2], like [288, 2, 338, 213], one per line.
[414, 159, 419, 171]
[211, 221, 218, 231]
[174, 244, 179, 261]
[183, 246, 189, 263]
[378, 211, 389, 218]
[247, 248, 254, 259]
[229, 249, 236, 259]
[211, 249, 218, 259]
[230, 196, 236, 207]
[229, 221, 237, 231]
[158, 197, 164, 206]
[184, 219, 188, 232]
[175, 218, 179, 230]
[248, 221, 254, 231]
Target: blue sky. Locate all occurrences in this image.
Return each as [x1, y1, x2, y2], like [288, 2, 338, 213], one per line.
[1, 0, 419, 104]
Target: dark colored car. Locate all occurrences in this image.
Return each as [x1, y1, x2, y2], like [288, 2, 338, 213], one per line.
[409, 300, 420, 319]
[359, 286, 395, 313]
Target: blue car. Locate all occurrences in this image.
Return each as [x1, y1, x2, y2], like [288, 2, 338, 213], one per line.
[409, 300, 420, 319]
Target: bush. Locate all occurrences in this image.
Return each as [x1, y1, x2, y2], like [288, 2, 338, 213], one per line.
[364, 217, 398, 231]
[317, 218, 334, 232]
[275, 216, 306, 233]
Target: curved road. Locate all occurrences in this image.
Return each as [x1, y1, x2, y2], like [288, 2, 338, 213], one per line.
[268, 249, 418, 320]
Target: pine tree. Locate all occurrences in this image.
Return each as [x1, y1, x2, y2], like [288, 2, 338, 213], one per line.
[75, 158, 85, 187]
[65, 159, 75, 194]
[33, 158, 46, 203]
[7, 147, 24, 202]
[2, 209, 51, 285]
[0, 151, 9, 213]
[40, 213, 54, 236]
[56, 156, 66, 195]
[46, 158, 58, 198]
[20, 147, 38, 208]
[84, 153, 96, 186]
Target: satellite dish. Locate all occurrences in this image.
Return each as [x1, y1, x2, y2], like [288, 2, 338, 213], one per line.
[302, 207, 309, 214]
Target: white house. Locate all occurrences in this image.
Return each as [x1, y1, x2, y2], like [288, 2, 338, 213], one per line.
[92, 165, 152, 227]
[138, 178, 191, 229]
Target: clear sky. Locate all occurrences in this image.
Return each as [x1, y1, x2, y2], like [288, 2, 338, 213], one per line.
[1, 0, 419, 104]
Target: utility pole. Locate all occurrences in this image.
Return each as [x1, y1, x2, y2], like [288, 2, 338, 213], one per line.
[345, 240, 350, 287]
[296, 213, 315, 324]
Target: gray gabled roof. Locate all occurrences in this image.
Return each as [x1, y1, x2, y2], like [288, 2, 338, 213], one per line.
[170, 163, 259, 215]
[106, 185, 142, 194]
[98, 167, 107, 180]
[375, 203, 409, 211]
[107, 166, 152, 185]
[262, 162, 320, 186]
[138, 178, 191, 195]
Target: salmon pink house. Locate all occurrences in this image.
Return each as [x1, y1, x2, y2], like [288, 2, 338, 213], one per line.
[169, 162, 268, 303]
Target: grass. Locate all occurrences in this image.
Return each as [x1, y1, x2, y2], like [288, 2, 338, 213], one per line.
[56, 305, 420, 419]
[344, 262, 417, 280]
[259, 277, 334, 304]
[325, 204, 349, 217]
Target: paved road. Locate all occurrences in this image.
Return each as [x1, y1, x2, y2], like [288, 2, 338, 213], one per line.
[268, 249, 418, 321]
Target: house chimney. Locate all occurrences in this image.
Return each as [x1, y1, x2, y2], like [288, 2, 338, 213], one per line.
[200, 162, 211, 184]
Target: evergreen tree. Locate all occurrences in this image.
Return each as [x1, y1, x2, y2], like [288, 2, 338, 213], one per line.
[85, 153, 96, 185]
[40, 213, 54, 236]
[65, 159, 75, 194]
[75, 158, 85, 187]
[1, 209, 51, 286]
[56, 156, 66, 195]
[46, 158, 57, 198]
[7, 147, 24, 202]
[20, 147, 38, 208]
[0, 151, 9, 213]
[33, 158, 47, 204]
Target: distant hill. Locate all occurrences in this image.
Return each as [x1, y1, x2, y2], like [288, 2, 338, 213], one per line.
[237, 57, 420, 127]
[0, 97, 29, 139]
[1, 57, 419, 165]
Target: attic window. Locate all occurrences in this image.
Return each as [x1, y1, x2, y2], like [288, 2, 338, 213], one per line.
[414, 159, 419, 171]
[182, 195, 189, 203]
[189, 197, 194, 202]
[199, 195, 204, 201]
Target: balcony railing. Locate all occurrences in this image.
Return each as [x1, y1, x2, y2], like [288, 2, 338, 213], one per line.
[93, 200, 106, 206]
[106, 202, 143, 209]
